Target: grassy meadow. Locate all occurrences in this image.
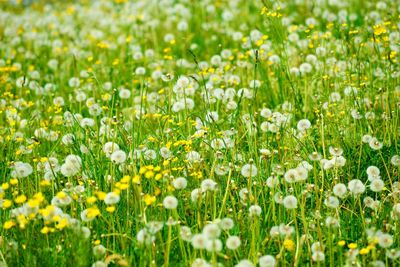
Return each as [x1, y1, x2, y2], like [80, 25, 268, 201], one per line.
[0, 0, 399, 266]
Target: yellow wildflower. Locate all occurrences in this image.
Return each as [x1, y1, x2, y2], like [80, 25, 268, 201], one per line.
[3, 220, 15, 230]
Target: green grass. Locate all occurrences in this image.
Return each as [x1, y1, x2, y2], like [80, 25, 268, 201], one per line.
[0, 0, 399, 266]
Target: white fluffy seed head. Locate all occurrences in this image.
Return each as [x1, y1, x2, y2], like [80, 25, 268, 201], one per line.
[110, 150, 127, 164]
[172, 177, 188, 189]
[241, 163, 258, 178]
[333, 183, 347, 198]
[348, 179, 366, 195]
[205, 239, 222, 252]
[226, 236, 241, 250]
[370, 179, 384, 192]
[283, 195, 298, 209]
[249, 205, 262, 216]
[163, 195, 178, 209]
[219, 218, 234, 230]
[104, 192, 120, 205]
[259, 255, 276, 267]
[191, 234, 207, 249]
[202, 223, 221, 239]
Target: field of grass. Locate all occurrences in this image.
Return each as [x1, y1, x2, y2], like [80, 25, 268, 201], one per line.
[0, 0, 399, 266]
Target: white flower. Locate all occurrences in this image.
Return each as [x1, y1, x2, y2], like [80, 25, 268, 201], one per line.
[186, 151, 201, 163]
[266, 176, 279, 188]
[172, 101, 185, 112]
[312, 251, 325, 262]
[205, 239, 222, 252]
[161, 73, 174, 82]
[191, 234, 207, 249]
[241, 163, 258, 178]
[191, 258, 211, 267]
[324, 196, 339, 208]
[47, 59, 58, 70]
[172, 177, 188, 189]
[386, 249, 400, 259]
[215, 164, 230, 176]
[297, 119, 311, 131]
[279, 224, 295, 236]
[110, 150, 127, 164]
[249, 205, 262, 216]
[76, 91, 87, 102]
[321, 159, 334, 170]
[80, 145, 89, 154]
[219, 218, 234, 230]
[93, 245, 106, 259]
[60, 162, 80, 177]
[391, 155, 400, 166]
[299, 62, 312, 74]
[180, 226, 192, 242]
[119, 88, 131, 99]
[135, 67, 146, 75]
[309, 152, 322, 161]
[146, 221, 164, 234]
[176, 76, 190, 88]
[283, 195, 298, 209]
[370, 179, 384, 192]
[369, 137, 383, 150]
[366, 166, 380, 180]
[102, 142, 120, 157]
[259, 255, 276, 267]
[269, 226, 280, 238]
[234, 259, 254, 267]
[298, 161, 313, 171]
[89, 104, 102, 116]
[249, 80, 261, 89]
[325, 216, 340, 228]
[260, 122, 269, 132]
[329, 146, 343, 156]
[80, 209, 96, 222]
[103, 82, 112, 90]
[348, 179, 366, 195]
[362, 134, 372, 143]
[163, 196, 178, 209]
[191, 188, 202, 202]
[201, 179, 217, 191]
[65, 154, 82, 169]
[68, 77, 80, 87]
[331, 156, 346, 167]
[205, 111, 219, 123]
[284, 169, 298, 183]
[80, 118, 95, 128]
[333, 183, 347, 198]
[210, 138, 226, 149]
[378, 233, 393, 248]
[62, 133, 75, 145]
[273, 192, 283, 204]
[369, 260, 385, 267]
[12, 162, 33, 178]
[137, 228, 155, 245]
[260, 108, 272, 118]
[81, 226, 91, 239]
[160, 147, 172, 159]
[364, 197, 380, 209]
[104, 192, 120, 205]
[51, 194, 72, 207]
[392, 203, 400, 218]
[203, 223, 221, 239]
[297, 166, 309, 181]
[329, 92, 341, 102]
[144, 149, 157, 160]
[226, 236, 241, 250]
